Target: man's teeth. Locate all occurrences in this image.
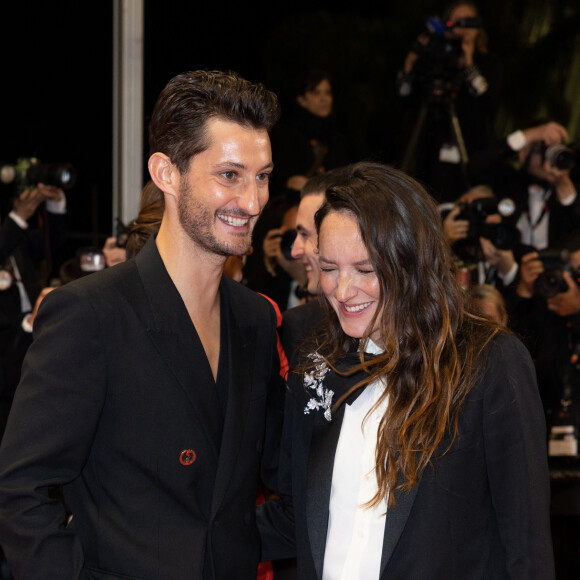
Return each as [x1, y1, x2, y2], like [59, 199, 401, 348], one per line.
[219, 214, 248, 226]
[344, 302, 371, 313]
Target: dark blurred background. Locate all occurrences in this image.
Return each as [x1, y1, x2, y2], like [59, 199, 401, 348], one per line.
[1, 0, 579, 273]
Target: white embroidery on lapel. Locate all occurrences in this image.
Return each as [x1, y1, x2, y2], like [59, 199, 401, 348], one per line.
[303, 352, 334, 421]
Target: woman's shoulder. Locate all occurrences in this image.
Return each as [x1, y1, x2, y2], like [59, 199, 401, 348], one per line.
[472, 329, 538, 399]
[485, 329, 532, 365]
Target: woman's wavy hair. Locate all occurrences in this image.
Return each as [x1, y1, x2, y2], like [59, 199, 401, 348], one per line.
[311, 161, 498, 506]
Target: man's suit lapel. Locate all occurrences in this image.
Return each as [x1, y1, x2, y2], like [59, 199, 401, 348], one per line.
[133, 237, 223, 461]
[210, 278, 258, 512]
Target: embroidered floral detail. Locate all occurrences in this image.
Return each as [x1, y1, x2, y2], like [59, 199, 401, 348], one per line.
[303, 352, 334, 421]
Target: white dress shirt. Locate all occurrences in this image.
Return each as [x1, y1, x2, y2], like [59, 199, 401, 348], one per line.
[516, 184, 550, 250]
[322, 338, 388, 580]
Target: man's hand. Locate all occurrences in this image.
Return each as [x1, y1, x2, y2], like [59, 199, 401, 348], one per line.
[262, 227, 306, 285]
[517, 251, 544, 298]
[11, 184, 65, 222]
[522, 122, 568, 149]
[546, 271, 580, 317]
[36, 183, 64, 202]
[479, 237, 516, 277]
[262, 228, 283, 275]
[12, 188, 46, 221]
[28, 286, 56, 328]
[442, 206, 469, 245]
[102, 236, 127, 268]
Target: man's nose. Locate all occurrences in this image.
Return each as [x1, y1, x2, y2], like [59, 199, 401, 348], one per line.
[291, 237, 304, 259]
[238, 180, 263, 216]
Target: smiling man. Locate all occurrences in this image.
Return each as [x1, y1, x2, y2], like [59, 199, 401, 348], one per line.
[0, 70, 283, 580]
[279, 167, 351, 359]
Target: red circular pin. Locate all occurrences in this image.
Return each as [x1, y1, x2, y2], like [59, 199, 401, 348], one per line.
[179, 449, 196, 465]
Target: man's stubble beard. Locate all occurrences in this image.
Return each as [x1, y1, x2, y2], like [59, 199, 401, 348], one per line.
[177, 179, 256, 257]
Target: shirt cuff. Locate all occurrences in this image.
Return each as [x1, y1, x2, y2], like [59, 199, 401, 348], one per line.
[506, 130, 527, 152]
[498, 262, 518, 286]
[8, 211, 29, 230]
[45, 191, 67, 214]
[21, 313, 34, 333]
[559, 192, 577, 206]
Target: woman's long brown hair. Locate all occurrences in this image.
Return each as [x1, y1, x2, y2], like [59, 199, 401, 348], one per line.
[309, 162, 499, 507]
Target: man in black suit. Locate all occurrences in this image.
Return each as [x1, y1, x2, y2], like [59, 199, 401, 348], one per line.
[0, 70, 283, 580]
[279, 167, 351, 360]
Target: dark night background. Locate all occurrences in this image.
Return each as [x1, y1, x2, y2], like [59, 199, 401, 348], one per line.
[1, 0, 579, 273]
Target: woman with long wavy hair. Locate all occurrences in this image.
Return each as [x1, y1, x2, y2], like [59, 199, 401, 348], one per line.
[257, 161, 554, 579]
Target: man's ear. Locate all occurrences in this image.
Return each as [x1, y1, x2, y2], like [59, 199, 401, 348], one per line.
[148, 153, 178, 199]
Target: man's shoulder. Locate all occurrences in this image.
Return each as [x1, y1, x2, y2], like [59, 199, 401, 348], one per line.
[224, 277, 278, 322]
[281, 300, 325, 356]
[283, 300, 325, 331]
[61, 259, 138, 296]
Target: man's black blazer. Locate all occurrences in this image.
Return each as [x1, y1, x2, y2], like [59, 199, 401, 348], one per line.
[258, 332, 555, 579]
[0, 236, 282, 580]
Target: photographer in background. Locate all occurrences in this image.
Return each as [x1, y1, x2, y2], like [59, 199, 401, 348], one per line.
[441, 184, 530, 317]
[0, 181, 67, 395]
[510, 233, 580, 420]
[470, 120, 580, 251]
[244, 195, 307, 312]
[397, 1, 502, 202]
[512, 234, 580, 579]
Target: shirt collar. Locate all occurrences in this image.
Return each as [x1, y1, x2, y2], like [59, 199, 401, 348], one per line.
[360, 337, 385, 356]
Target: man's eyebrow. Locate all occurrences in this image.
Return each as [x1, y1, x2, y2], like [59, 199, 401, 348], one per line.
[214, 161, 274, 171]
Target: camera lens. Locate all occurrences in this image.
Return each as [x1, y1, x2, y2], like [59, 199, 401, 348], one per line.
[280, 229, 297, 261]
[545, 144, 577, 170]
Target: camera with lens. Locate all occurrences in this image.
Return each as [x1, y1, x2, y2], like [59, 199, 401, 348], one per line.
[78, 247, 107, 273]
[280, 229, 297, 261]
[412, 16, 480, 90]
[533, 248, 580, 299]
[0, 157, 77, 193]
[453, 196, 518, 250]
[115, 217, 129, 249]
[543, 143, 579, 171]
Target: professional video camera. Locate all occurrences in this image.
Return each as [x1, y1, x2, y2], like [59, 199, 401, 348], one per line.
[452, 196, 518, 250]
[533, 248, 580, 299]
[412, 16, 481, 91]
[0, 157, 77, 193]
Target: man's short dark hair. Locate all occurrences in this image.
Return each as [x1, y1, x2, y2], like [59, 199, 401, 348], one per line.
[148, 69, 280, 174]
[300, 165, 354, 199]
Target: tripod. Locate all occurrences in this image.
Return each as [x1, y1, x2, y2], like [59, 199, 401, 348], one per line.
[400, 78, 471, 198]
